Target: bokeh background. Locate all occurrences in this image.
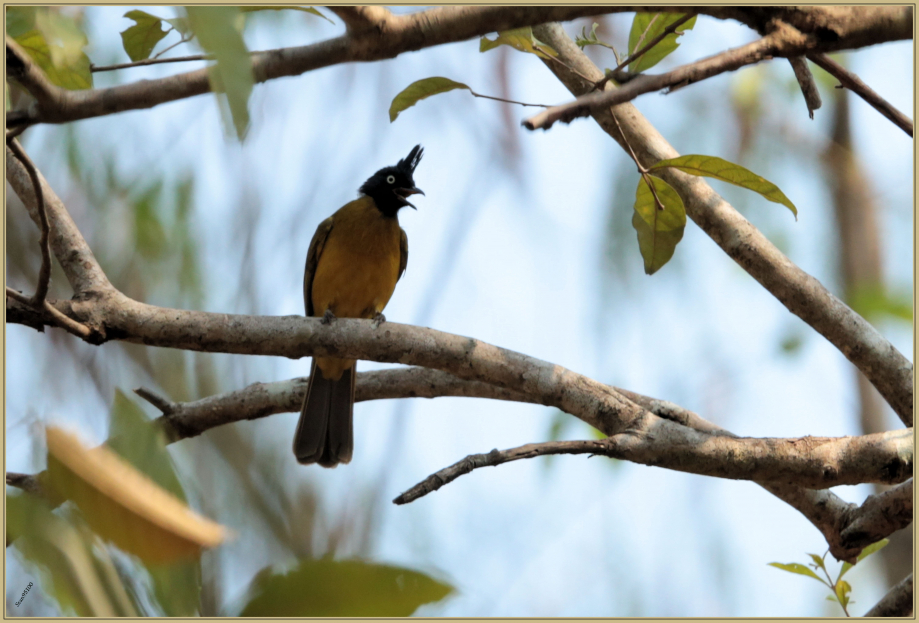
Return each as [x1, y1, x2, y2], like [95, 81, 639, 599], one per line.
[6, 6, 913, 617]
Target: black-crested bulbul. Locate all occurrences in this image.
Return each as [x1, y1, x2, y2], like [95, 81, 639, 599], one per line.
[294, 145, 424, 467]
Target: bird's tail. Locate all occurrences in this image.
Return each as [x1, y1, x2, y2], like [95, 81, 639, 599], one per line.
[293, 359, 355, 467]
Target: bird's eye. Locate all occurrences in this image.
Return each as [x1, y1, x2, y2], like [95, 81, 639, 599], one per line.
[386, 175, 396, 184]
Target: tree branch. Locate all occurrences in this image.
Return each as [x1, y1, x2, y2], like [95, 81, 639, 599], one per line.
[395, 426, 912, 506]
[5, 6, 913, 127]
[6, 146, 112, 297]
[806, 52, 913, 137]
[6, 138, 52, 307]
[839, 479, 913, 550]
[529, 23, 913, 426]
[864, 573, 913, 617]
[326, 6, 391, 33]
[6, 288, 92, 339]
[788, 56, 822, 120]
[525, 25, 804, 131]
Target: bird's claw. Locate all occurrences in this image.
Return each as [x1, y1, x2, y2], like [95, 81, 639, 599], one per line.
[372, 312, 386, 328]
[320, 309, 336, 325]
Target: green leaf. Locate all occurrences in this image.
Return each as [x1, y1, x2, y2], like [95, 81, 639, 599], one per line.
[627, 13, 696, 73]
[631, 174, 685, 274]
[807, 553, 827, 572]
[185, 7, 254, 141]
[120, 10, 169, 62]
[239, 6, 333, 23]
[163, 17, 191, 38]
[6, 6, 38, 38]
[389, 77, 471, 122]
[35, 9, 88, 70]
[767, 562, 828, 585]
[857, 538, 890, 562]
[240, 559, 454, 617]
[649, 154, 797, 218]
[14, 29, 92, 90]
[480, 27, 557, 59]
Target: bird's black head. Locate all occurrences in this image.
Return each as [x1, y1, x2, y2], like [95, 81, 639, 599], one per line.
[359, 145, 424, 218]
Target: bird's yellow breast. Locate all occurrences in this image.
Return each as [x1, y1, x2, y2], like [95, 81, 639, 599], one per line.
[311, 196, 402, 321]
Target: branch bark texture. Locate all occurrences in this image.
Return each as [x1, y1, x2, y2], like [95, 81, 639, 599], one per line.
[5, 6, 912, 127]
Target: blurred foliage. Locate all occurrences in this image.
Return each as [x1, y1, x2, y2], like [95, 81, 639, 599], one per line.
[45, 426, 227, 565]
[7, 6, 93, 90]
[240, 559, 454, 616]
[185, 7, 253, 140]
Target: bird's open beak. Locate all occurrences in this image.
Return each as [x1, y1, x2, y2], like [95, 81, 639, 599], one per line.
[396, 186, 424, 209]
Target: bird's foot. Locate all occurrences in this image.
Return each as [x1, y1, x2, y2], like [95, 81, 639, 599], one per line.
[372, 312, 386, 328]
[320, 309, 337, 325]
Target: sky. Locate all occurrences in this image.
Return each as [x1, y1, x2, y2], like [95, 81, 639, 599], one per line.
[6, 6, 914, 617]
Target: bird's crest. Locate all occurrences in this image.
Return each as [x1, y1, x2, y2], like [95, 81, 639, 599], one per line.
[397, 144, 424, 175]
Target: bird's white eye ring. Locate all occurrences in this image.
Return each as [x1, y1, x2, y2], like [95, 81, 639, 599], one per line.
[386, 175, 396, 184]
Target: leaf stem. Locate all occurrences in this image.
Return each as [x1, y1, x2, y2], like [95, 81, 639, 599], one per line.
[469, 90, 549, 108]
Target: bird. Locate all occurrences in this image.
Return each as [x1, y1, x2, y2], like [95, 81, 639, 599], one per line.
[294, 145, 424, 467]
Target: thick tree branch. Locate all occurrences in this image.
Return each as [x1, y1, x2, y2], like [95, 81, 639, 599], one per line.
[840, 479, 913, 550]
[864, 573, 913, 617]
[530, 23, 913, 426]
[326, 6, 391, 33]
[807, 52, 913, 137]
[5, 6, 912, 127]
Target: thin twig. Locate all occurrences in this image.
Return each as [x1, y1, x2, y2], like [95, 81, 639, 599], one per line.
[5, 123, 31, 141]
[91, 53, 210, 73]
[469, 89, 549, 108]
[394, 441, 603, 504]
[525, 31, 784, 130]
[593, 13, 696, 92]
[806, 51, 913, 137]
[6, 138, 51, 308]
[152, 33, 193, 59]
[133, 387, 176, 414]
[6, 472, 42, 494]
[788, 56, 822, 119]
[5, 288, 92, 338]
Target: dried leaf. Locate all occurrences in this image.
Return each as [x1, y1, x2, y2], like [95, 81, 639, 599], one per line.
[45, 426, 229, 564]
